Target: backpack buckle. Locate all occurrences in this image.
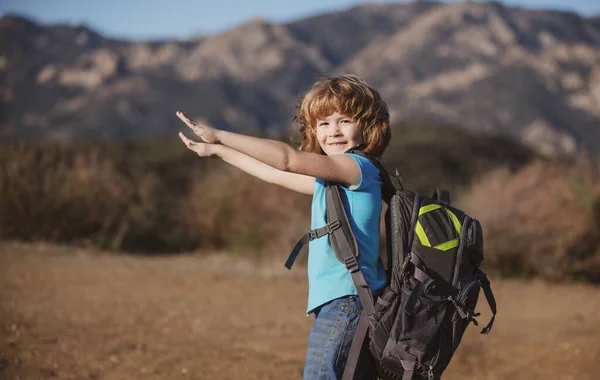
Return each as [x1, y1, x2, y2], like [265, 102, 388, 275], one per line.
[344, 256, 359, 273]
[309, 220, 342, 241]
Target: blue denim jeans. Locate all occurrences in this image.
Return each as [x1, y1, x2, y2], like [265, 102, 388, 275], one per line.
[302, 295, 363, 380]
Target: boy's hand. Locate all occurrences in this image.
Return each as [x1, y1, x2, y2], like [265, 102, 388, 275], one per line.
[178, 132, 217, 157]
[176, 111, 220, 144]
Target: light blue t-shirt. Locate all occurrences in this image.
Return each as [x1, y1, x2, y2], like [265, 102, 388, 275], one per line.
[306, 153, 388, 314]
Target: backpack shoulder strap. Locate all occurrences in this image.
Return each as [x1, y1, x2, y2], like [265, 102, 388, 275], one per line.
[345, 148, 403, 203]
[326, 184, 376, 315]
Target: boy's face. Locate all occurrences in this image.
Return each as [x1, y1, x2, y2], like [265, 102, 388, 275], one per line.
[315, 112, 363, 156]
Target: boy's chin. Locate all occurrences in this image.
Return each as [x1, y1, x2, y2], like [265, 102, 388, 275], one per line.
[323, 145, 349, 155]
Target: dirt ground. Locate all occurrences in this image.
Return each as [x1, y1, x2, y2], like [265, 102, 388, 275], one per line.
[1, 242, 599, 380]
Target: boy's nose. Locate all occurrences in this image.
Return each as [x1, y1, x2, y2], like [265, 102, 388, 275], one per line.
[328, 123, 341, 135]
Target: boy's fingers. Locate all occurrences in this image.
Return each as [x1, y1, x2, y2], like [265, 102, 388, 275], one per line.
[180, 133, 206, 151]
[176, 113, 210, 139]
[178, 132, 189, 143]
[178, 132, 209, 155]
[178, 112, 195, 126]
[178, 132, 195, 148]
[176, 112, 194, 127]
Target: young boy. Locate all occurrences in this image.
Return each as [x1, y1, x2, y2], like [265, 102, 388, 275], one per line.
[177, 75, 391, 379]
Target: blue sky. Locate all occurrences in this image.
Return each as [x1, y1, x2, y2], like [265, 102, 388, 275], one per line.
[1, 0, 599, 40]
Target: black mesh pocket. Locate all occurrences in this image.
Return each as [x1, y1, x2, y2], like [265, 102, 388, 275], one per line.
[424, 278, 482, 373]
[450, 277, 480, 345]
[432, 276, 481, 373]
[398, 281, 449, 360]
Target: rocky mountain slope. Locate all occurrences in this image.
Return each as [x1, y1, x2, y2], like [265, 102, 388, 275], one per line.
[2, 1, 599, 155]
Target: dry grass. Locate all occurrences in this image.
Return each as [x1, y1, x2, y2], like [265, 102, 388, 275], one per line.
[177, 163, 310, 256]
[1, 133, 599, 283]
[0, 141, 310, 256]
[460, 155, 600, 282]
[0, 143, 156, 250]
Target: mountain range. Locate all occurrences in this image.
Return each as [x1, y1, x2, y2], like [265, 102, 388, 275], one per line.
[2, 1, 600, 156]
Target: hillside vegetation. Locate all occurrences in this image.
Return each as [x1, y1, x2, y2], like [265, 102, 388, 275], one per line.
[2, 125, 598, 282]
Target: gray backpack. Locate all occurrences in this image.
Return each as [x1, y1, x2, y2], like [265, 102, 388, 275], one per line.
[285, 149, 497, 380]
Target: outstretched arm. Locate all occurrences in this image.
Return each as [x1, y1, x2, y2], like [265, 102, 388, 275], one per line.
[178, 133, 314, 195]
[176, 112, 361, 187]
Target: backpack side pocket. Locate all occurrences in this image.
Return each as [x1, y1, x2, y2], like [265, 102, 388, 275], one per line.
[368, 287, 400, 362]
[450, 278, 481, 354]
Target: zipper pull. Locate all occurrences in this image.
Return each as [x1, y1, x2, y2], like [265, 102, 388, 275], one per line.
[447, 296, 468, 319]
[399, 253, 411, 280]
[428, 367, 435, 380]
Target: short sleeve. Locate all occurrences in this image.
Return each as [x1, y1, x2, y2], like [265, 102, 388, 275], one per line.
[345, 153, 380, 191]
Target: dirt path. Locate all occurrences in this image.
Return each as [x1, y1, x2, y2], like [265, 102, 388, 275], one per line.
[1, 242, 599, 380]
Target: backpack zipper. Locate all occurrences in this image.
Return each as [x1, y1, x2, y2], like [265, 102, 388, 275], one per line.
[430, 217, 473, 378]
[428, 328, 445, 379]
[451, 216, 471, 286]
[459, 280, 477, 304]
